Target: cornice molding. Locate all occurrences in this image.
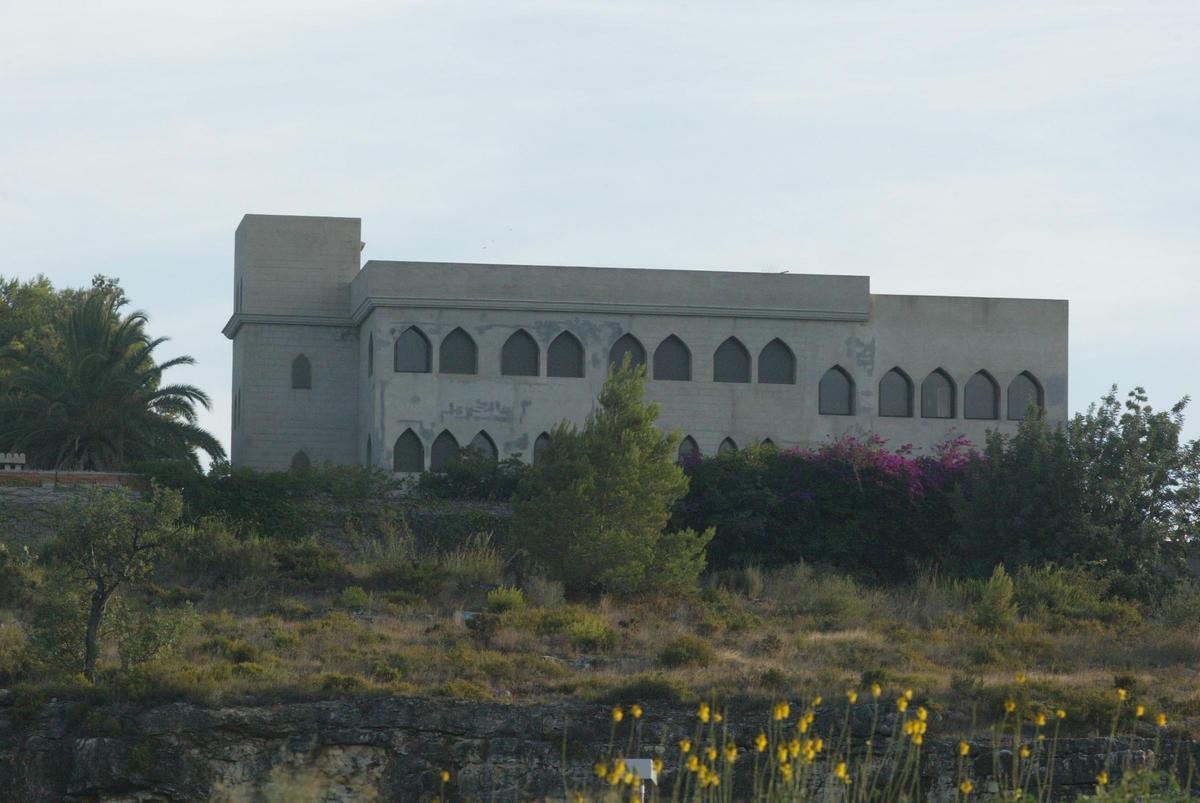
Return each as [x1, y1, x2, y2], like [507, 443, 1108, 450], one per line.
[222, 313, 355, 339]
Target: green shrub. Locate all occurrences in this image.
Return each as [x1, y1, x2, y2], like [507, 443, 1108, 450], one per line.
[337, 586, 370, 609]
[765, 564, 872, 628]
[485, 586, 526, 614]
[0, 543, 37, 607]
[592, 673, 695, 704]
[200, 637, 260, 663]
[1155, 582, 1200, 630]
[317, 672, 367, 693]
[273, 538, 350, 585]
[1014, 564, 1141, 627]
[566, 617, 616, 652]
[418, 451, 528, 501]
[967, 565, 1017, 629]
[659, 635, 715, 668]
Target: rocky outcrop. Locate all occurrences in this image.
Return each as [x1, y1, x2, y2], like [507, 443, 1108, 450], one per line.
[0, 695, 1190, 801]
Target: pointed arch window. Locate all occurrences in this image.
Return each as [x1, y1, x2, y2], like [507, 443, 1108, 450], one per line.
[609, 334, 646, 372]
[1007, 372, 1044, 420]
[879, 368, 914, 417]
[394, 429, 425, 472]
[757, 339, 795, 384]
[761, 438, 776, 448]
[818, 366, 855, 416]
[964, 370, 1000, 420]
[468, 430, 498, 460]
[501, 330, 540, 376]
[367, 333, 374, 377]
[430, 431, 460, 472]
[653, 335, 691, 381]
[533, 432, 551, 464]
[678, 435, 700, 462]
[713, 337, 751, 383]
[291, 355, 312, 389]
[718, 437, 738, 455]
[394, 327, 431, 373]
[439, 328, 477, 375]
[921, 369, 955, 419]
[548, 331, 585, 378]
[289, 450, 312, 473]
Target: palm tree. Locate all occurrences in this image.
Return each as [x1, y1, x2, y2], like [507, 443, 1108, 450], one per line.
[0, 289, 224, 470]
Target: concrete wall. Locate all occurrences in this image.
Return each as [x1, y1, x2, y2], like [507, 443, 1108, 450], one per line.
[225, 214, 1069, 471]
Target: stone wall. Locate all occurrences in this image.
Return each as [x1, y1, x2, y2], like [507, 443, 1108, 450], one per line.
[0, 695, 1187, 802]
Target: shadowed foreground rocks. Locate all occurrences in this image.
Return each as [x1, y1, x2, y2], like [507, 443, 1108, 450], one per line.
[0, 695, 1192, 801]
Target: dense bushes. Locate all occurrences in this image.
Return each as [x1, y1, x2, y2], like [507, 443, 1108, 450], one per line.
[672, 435, 969, 583]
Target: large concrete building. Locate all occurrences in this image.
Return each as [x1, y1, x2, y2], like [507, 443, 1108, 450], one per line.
[223, 214, 1068, 472]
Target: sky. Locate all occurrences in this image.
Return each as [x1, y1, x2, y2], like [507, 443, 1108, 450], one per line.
[2, 0, 1198, 456]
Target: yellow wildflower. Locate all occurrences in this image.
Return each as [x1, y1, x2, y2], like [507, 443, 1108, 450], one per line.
[1019, 745, 1031, 759]
[788, 738, 801, 758]
[440, 770, 451, 783]
[896, 697, 909, 713]
[725, 742, 738, 763]
[652, 757, 663, 774]
[1035, 713, 1047, 727]
[913, 733, 924, 746]
[623, 771, 634, 785]
[705, 746, 717, 762]
[1117, 688, 1127, 701]
[755, 732, 768, 752]
[612, 706, 624, 723]
[871, 682, 882, 699]
[1136, 705, 1145, 718]
[814, 738, 824, 752]
[959, 741, 970, 756]
[773, 701, 791, 721]
[594, 762, 607, 778]
[1096, 771, 1109, 786]
[904, 688, 913, 700]
[960, 779, 974, 795]
[812, 695, 822, 707]
[917, 706, 928, 722]
[698, 702, 711, 723]
[679, 738, 691, 753]
[777, 745, 789, 764]
[1056, 709, 1067, 720]
[847, 689, 858, 704]
[1158, 713, 1168, 727]
[1015, 672, 1027, 684]
[1004, 700, 1016, 714]
[714, 711, 723, 723]
[630, 704, 643, 719]
[687, 755, 699, 772]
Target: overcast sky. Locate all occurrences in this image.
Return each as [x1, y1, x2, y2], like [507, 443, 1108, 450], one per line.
[3, 0, 1197, 455]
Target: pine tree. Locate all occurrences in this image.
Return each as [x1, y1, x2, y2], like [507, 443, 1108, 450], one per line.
[514, 357, 712, 596]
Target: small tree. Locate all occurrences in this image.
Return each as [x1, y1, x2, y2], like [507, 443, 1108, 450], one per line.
[42, 484, 186, 680]
[513, 358, 712, 595]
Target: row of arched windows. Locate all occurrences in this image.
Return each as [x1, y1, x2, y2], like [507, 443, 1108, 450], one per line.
[378, 327, 795, 383]
[812, 364, 1043, 420]
[382, 428, 553, 473]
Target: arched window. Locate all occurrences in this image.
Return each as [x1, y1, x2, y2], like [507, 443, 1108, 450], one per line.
[678, 435, 700, 462]
[468, 430, 498, 460]
[1007, 372, 1044, 420]
[713, 338, 751, 383]
[818, 366, 855, 416]
[366, 436, 372, 467]
[430, 431, 460, 472]
[394, 327, 431, 373]
[761, 438, 776, 448]
[921, 369, 955, 419]
[878, 368, 914, 418]
[533, 432, 551, 464]
[291, 355, 312, 389]
[289, 450, 311, 473]
[501, 330, 540, 376]
[439, 328, 477, 375]
[653, 335, 691, 381]
[718, 437, 738, 455]
[367, 333, 374, 377]
[547, 331, 585, 378]
[609, 334, 646, 371]
[393, 429, 424, 472]
[757, 339, 795, 384]
[964, 371, 1000, 420]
